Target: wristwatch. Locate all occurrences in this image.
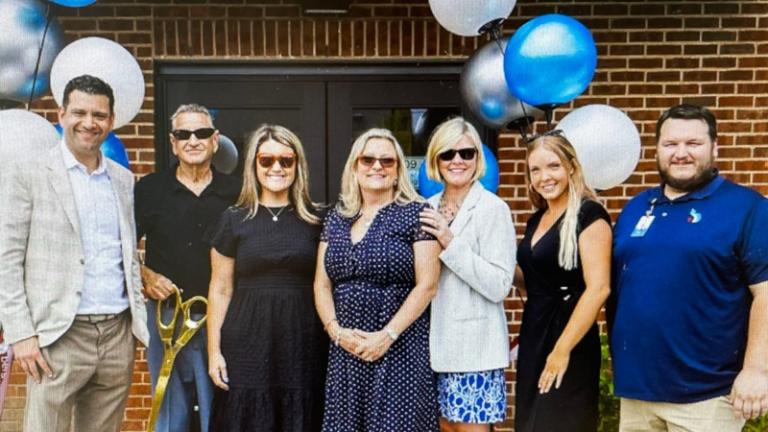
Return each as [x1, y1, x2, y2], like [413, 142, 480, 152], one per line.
[384, 326, 399, 341]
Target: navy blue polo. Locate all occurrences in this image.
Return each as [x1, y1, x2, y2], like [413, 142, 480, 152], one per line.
[611, 173, 768, 403]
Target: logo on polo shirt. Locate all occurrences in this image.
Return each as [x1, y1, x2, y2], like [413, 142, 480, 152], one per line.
[687, 208, 702, 224]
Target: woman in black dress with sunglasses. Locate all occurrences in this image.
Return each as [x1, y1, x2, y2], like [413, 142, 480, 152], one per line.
[207, 124, 328, 431]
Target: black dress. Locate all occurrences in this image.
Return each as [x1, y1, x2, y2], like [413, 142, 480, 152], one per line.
[208, 206, 328, 432]
[515, 200, 609, 432]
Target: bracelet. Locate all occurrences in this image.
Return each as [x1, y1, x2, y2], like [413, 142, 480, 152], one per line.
[324, 317, 338, 330]
[384, 326, 399, 341]
[334, 327, 342, 346]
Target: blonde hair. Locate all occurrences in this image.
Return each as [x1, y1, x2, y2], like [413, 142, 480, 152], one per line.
[236, 124, 320, 224]
[425, 116, 486, 183]
[525, 134, 597, 270]
[337, 128, 423, 218]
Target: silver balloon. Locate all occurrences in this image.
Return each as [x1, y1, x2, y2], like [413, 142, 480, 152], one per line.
[461, 37, 543, 129]
[0, 0, 63, 102]
[558, 104, 641, 191]
[0, 109, 59, 165]
[212, 134, 239, 175]
[50, 37, 145, 129]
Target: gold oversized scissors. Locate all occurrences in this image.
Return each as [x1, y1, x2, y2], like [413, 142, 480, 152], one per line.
[147, 286, 208, 432]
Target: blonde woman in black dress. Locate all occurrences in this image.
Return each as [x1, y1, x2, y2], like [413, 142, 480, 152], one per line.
[515, 133, 612, 432]
[207, 124, 327, 431]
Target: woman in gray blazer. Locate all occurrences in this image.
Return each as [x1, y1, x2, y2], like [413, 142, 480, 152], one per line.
[420, 117, 516, 432]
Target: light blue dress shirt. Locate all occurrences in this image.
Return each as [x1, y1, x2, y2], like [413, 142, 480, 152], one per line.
[61, 141, 129, 315]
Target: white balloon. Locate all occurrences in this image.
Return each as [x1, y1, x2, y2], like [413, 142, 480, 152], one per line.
[558, 104, 641, 191]
[212, 134, 239, 175]
[50, 37, 144, 129]
[0, 69, 27, 94]
[0, 109, 59, 164]
[429, 0, 517, 37]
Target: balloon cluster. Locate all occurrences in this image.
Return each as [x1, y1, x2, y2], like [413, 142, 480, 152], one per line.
[429, 1, 640, 191]
[0, 0, 144, 172]
[0, 0, 63, 104]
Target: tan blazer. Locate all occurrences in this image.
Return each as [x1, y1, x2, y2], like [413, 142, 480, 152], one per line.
[428, 181, 516, 373]
[0, 145, 149, 348]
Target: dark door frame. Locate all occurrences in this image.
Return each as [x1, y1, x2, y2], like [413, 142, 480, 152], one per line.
[153, 60, 497, 166]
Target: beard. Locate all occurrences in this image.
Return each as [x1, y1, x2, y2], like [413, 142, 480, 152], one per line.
[657, 161, 716, 193]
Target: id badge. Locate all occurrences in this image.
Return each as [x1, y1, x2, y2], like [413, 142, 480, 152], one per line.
[630, 215, 655, 237]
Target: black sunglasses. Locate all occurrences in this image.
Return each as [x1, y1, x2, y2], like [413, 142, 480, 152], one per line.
[438, 148, 478, 162]
[358, 156, 397, 168]
[257, 154, 296, 169]
[171, 128, 216, 140]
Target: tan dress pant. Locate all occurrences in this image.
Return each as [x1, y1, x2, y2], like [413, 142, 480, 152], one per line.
[23, 312, 136, 432]
[620, 396, 746, 432]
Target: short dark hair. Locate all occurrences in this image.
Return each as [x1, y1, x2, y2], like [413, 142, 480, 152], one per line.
[62, 75, 115, 114]
[655, 104, 717, 143]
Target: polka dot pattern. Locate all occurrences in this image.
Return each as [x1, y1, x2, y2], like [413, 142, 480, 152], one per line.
[320, 201, 439, 432]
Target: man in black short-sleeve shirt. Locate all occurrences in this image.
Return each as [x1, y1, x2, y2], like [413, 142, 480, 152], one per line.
[135, 103, 240, 432]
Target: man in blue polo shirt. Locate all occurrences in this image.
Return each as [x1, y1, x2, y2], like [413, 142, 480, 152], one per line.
[611, 104, 768, 431]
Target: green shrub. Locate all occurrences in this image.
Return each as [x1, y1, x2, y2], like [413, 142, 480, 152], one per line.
[598, 334, 620, 432]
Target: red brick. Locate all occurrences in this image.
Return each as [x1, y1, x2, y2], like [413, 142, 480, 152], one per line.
[723, 17, 758, 28]
[703, 31, 737, 42]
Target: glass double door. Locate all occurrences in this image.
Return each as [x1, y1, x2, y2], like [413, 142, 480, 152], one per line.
[155, 65, 492, 204]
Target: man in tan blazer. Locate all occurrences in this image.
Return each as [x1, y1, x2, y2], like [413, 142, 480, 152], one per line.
[0, 75, 149, 432]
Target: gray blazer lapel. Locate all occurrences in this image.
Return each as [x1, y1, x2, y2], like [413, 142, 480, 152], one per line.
[447, 181, 484, 235]
[427, 181, 484, 236]
[106, 162, 134, 274]
[46, 146, 81, 237]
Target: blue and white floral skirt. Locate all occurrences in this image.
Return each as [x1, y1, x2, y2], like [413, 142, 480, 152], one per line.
[437, 368, 507, 424]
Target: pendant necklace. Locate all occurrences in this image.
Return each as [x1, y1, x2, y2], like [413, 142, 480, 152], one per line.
[438, 193, 463, 225]
[265, 205, 288, 222]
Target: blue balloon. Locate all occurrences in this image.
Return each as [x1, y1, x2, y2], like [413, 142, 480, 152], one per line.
[53, 124, 130, 169]
[19, 4, 48, 31]
[481, 144, 500, 193]
[418, 162, 444, 198]
[22, 76, 49, 99]
[417, 144, 500, 198]
[504, 14, 597, 107]
[101, 132, 130, 168]
[48, 0, 98, 7]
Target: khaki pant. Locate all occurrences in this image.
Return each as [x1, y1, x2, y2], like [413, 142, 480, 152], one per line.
[620, 396, 746, 432]
[23, 312, 136, 432]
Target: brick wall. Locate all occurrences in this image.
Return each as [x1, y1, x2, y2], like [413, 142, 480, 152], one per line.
[3, 1, 767, 431]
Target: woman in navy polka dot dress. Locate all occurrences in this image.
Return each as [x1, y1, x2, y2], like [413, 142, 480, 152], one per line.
[314, 128, 442, 432]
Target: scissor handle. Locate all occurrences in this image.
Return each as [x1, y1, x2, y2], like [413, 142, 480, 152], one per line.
[156, 286, 182, 334]
[180, 296, 208, 330]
